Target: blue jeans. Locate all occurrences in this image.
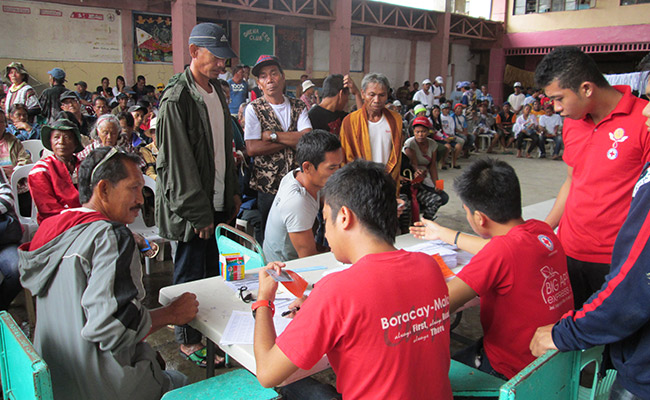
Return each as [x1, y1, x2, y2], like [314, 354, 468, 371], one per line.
[173, 211, 228, 345]
[452, 338, 508, 380]
[279, 377, 342, 400]
[0, 244, 21, 310]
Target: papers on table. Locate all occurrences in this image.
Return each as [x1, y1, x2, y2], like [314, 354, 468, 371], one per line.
[220, 311, 292, 346]
[224, 274, 259, 293]
[404, 240, 459, 268]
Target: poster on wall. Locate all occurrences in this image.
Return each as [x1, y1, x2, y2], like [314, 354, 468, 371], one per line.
[134, 12, 172, 63]
[276, 26, 306, 70]
[350, 35, 365, 72]
[239, 23, 274, 67]
[0, 0, 121, 62]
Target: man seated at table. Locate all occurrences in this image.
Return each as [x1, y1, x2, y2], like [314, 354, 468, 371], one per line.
[253, 160, 452, 399]
[263, 129, 343, 262]
[410, 158, 574, 379]
[19, 147, 199, 400]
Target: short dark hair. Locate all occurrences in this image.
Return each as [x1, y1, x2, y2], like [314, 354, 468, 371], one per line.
[144, 85, 155, 94]
[117, 111, 134, 128]
[53, 77, 65, 85]
[94, 96, 108, 106]
[137, 75, 146, 82]
[78, 147, 142, 203]
[535, 46, 609, 92]
[321, 74, 345, 98]
[137, 99, 150, 110]
[101, 76, 109, 83]
[323, 160, 397, 244]
[9, 103, 27, 115]
[453, 158, 521, 224]
[233, 64, 245, 75]
[296, 129, 341, 170]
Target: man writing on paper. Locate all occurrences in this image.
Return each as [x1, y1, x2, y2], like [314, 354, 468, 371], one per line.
[263, 130, 343, 262]
[252, 160, 452, 399]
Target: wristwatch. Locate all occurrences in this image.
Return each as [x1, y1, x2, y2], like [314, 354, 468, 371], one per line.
[251, 300, 275, 318]
[270, 132, 278, 143]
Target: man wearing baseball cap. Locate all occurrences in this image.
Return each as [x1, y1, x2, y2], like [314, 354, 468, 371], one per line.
[432, 76, 445, 106]
[244, 54, 312, 239]
[413, 78, 435, 108]
[39, 67, 67, 124]
[507, 82, 526, 115]
[156, 22, 241, 368]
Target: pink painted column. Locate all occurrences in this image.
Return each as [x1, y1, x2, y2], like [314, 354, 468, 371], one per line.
[430, 12, 450, 80]
[171, 0, 197, 73]
[120, 10, 135, 86]
[329, 0, 352, 75]
[491, 0, 508, 23]
[488, 47, 506, 106]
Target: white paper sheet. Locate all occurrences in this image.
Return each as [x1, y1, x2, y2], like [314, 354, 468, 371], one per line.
[220, 311, 292, 346]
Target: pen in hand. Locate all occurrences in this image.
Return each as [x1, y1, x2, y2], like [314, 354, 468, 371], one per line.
[281, 307, 300, 317]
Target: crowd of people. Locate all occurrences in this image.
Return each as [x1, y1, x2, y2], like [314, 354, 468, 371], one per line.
[2, 20, 650, 400]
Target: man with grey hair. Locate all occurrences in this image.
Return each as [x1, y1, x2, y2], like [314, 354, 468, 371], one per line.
[339, 73, 403, 192]
[308, 73, 363, 136]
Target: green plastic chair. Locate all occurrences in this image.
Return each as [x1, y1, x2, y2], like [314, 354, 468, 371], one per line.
[449, 350, 580, 399]
[577, 346, 617, 400]
[216, 223, 266, 272]
[161, 368, 279, 400]
[0, 311, 53, 400]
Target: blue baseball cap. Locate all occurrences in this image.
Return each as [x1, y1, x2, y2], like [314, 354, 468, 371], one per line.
[188, 23, 237, 59]
[47, 68, 66, 80]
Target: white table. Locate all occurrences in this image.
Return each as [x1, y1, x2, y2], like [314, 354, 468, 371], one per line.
[159, 233, 457, 383]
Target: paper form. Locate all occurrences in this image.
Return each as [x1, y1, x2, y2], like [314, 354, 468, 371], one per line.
[220, 311, 292, 346]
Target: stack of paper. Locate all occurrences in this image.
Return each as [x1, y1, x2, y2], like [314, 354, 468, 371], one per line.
[220, 311, 292, 346]
[404, 240, 458, 268]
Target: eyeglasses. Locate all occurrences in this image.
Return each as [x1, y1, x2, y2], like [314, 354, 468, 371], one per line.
[238, 286, 254, 303]
[90, 147, 122, 182]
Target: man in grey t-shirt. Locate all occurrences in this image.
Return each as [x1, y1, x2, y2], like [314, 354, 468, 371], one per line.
[263, 130, 343, 262]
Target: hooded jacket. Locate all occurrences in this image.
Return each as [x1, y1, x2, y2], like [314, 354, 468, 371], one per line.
[155, 68, 239, 242]
[18, 209, 172, 400]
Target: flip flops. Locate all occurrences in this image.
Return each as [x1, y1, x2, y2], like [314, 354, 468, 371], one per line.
[179, 347, 225, 368]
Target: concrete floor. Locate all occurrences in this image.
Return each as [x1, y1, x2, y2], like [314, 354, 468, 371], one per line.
[7, 149, 568, 394]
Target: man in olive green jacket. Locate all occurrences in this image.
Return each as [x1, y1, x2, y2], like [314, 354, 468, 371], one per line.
[155, 23, 240, 365]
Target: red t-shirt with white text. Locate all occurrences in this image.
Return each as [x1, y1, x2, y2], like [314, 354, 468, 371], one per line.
[561, 85, 650, 264]
[276, 250, 452, 399]
[456, 220, 573, 378]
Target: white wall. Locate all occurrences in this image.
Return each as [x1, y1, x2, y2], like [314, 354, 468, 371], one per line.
[368, 36, 411, 90]
[414, 41, 431, 85]
[449, 43, 479, 91]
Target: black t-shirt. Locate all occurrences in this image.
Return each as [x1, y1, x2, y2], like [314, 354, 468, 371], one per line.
[308, 105, 348, 137]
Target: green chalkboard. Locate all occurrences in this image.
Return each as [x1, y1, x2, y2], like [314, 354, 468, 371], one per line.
[239, 23, 275, 66]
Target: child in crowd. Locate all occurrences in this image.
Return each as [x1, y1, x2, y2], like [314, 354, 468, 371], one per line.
[411, 158, 573, 379]
[436, 103, 463, 169]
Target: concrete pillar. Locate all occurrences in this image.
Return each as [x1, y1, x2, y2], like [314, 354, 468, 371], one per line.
[231, 21, 240, 66]
[430, 12, 450, 81]
[329, 0, 352, 74]
[491, 0, 508, 23]
[488, 47, 506, 105]
[171, 0, 196, 74]
[306, 27, 314, 75]
[120, 10, 135, 86]
[363, 36, 371, 75]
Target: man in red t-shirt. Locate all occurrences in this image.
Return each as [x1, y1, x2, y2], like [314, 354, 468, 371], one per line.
[252, 160, 452, 399]
[535, 46, 650, 308]
[411, 158, 574, 379]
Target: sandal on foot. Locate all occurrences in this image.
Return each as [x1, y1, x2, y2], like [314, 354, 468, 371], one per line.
[180, 347, 225, 368]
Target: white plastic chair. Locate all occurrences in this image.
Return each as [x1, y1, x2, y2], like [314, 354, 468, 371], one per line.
[10, 163, 38, 242]
[21, 140, 45, 163]
[128, 175, 165, 274]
